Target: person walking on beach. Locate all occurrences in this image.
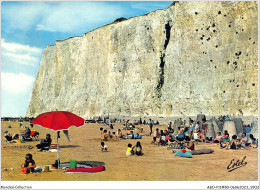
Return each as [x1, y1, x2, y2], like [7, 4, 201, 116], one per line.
[149, 119, 154, 135]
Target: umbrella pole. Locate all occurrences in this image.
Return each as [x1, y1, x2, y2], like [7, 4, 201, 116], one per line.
[57, 131, 60, 169]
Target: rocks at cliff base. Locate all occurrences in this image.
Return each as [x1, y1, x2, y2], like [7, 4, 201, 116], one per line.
[206, 122, 216, 139]
[232, 118, 244, 137]
[223, 121, 237, 138]
[211, 117, 223, 134]
[250, 121, 258, 139]
[196, 114, 206, 127]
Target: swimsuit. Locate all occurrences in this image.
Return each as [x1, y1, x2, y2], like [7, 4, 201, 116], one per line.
[202, 123, 207, 130]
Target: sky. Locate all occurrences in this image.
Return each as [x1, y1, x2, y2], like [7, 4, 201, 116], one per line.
[1, 1, 173, 117]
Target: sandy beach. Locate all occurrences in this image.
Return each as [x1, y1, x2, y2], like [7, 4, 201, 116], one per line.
[1, 121, 258, 181]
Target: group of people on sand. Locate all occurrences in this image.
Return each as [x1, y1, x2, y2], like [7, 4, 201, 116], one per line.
[218, 131, 258, 150]
[4, 125, 33, 143]
[126, 142, 143, 156]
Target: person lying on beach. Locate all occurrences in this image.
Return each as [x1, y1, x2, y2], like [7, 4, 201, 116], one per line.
[4, 133, 20, 143]
[126, 143, 133, 156]
[220, 134, 230, 149]
[101, 129, 109, 141]
[101, 142, 108, 152]
[36, 134, 52, 151]
[132, 141, 143, 156]
[213, 132, 223, 143]
[21, 153, 36, 173]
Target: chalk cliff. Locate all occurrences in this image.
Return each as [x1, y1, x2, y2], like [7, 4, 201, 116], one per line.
[26, 1, 258, 118]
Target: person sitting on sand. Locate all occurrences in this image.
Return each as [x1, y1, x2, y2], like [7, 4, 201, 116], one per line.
[101, 142, 108, 152]
[239, 132, 248, 149]
[126, 131, 134, 139]
[185, 136, 195, 151]
[132, 141, 143, 156]
[36, 134, 52, 151]
[245, 134, 255, 148]
[220, 134, 230, 149]
[117, 129, 124, 139]
[151, 137, 157, 145]
[4, 132, 19, 143]
[213, 132, 223, 143]
[126, 143, 133, 156]
[194, 131, 204, 144]
[250, 137, 258, 148]
[20, 125, 31, 143]
[228, 135, 239, 150]
[100, 127, 103, 135]
[21, 153, 36, 173]
[101, 129, 109, 141]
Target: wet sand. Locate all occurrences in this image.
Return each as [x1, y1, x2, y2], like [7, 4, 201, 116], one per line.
[1, 121, 258, 181]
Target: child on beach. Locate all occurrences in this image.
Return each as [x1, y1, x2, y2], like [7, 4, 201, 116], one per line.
[126, 143, 133, 156]
[100, 127, 103, 135]
[151, 137, 157, 145]
[21, 153, 36, 173]
[101, 129, 109, 141]
[101, 142, 108, 152]
[117, 129, 124, 139]
[195, 121, 200, 132]
[229, 135, 238, 150]
[132, 141, 143, 156]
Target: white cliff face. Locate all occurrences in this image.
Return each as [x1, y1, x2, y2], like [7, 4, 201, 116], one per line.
[26, 1, 258, 118]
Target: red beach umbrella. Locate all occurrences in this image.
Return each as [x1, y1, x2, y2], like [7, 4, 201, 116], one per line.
[31, 111, 85, 169]
[31, 111, 85, 131]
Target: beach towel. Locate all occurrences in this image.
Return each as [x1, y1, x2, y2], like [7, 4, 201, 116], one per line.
[123, 134, 142, 139]
[173, 150, 192, 158]
[191, 149, 214, 155]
